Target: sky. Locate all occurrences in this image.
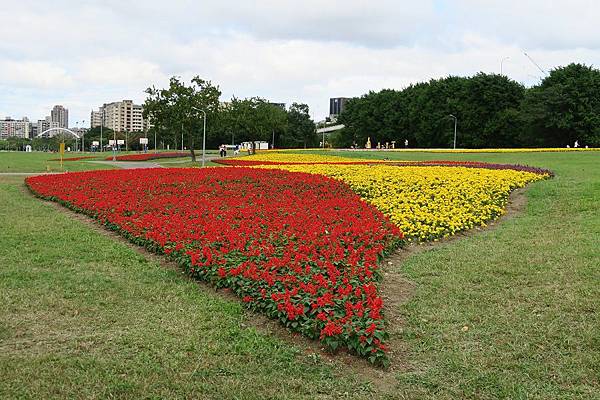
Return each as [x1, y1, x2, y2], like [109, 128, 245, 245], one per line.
[1, 0, 599, 127]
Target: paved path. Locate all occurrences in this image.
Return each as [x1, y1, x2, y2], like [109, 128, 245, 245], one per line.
[159, 155, 222, 164]
[88, 160, 162, 169]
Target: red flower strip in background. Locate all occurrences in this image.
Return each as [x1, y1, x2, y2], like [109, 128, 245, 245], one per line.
[106, 152, 190, 161]
[48, 156, 99, 161]
[26, 167, 403, 366]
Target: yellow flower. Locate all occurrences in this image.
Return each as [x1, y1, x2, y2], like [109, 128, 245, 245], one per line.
[249, 162, 546, 240]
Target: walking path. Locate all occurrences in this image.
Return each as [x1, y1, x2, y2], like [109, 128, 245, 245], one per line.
[88, 161, 162, 169]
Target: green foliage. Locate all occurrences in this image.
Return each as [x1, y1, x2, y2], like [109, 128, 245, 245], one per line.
[336, 74, 525, 148]
[280, 103, 317, 148]
[522, 63, 600, 147]
[216, 97, 287, 147]
[144, 76, 222, 160]
[144, 76, 318, 150]
[335, 64, 600, 148]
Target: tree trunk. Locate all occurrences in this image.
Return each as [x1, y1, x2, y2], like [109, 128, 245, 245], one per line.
[189, 135, 197, 162]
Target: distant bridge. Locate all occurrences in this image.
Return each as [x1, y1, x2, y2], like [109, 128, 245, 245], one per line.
[316, 124, 345, 134]
[37, 127, 80, 139]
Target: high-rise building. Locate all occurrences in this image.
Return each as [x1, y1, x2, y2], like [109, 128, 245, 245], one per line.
[90, 108, 103, 128]
[51, 105, 69, 128]
[329, 97, 349, 118]
[100, 100, 146, 132]
[0, 118, 32, 139]
[35, 119, 60, 137]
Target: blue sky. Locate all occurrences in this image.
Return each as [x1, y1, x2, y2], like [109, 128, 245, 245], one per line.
[1, 0, 599, 127]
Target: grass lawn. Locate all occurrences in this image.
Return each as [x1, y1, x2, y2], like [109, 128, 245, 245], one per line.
[1, 150, 599, 398]
[0, 152, 111, 173]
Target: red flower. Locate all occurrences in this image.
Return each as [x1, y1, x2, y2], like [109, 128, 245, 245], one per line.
[25, 167, 403, 365]
[366, 323, 377, 335]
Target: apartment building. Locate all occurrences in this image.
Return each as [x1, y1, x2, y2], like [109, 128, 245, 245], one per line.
[50, 105, 69, 129]
[90, 108, 103, 128]
[329, 97, 349, 118]
[0, 118, 31, 139]
[99, 100, 146, 132]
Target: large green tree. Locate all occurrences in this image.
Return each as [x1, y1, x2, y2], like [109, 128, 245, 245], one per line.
[217, 97, 288, 147]
[522, 63, 600, 147]
[144, 76, 221, 161]
[335, 73, 526, 148]
[280, 103, 317, 148]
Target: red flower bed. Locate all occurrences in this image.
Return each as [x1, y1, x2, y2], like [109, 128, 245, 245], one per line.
[106, 152, 190, 161]
[49, 156, 98, 161]
[26, 168, 403, 365]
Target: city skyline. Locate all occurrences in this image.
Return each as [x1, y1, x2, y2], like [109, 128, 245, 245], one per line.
[1, 1, 600, 125]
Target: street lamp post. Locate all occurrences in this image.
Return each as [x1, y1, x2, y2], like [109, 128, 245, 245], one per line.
[501, 56, 510, 75]
[81, 120, 85, 152]
[144, 126, 148, 153]
[100, 123, 103, 152]
[112, 129, 117, 161]
[75, 121, 79, 152]
[449, 114, 457, 150]
[192, 107, 207, 167]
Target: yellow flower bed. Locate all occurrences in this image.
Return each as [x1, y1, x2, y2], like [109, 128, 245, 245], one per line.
[387, 148, 599, 153]
[253, 163, 546, 241]
[273, 147, 599, 153]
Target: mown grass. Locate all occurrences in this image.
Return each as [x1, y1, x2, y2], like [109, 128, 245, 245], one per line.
[0, 175, 369, 399]
[322, 150, 600, 399]
[0, 152, 109, 173]
[1, 150, 599, 399]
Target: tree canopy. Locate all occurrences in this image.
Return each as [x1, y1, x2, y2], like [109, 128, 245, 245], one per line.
[144, 76, 221, 161]
[335, 64, 600, 148]
[143, 77, 318, 154]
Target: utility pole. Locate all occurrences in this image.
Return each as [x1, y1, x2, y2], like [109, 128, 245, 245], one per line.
[112, 129, 117, 161]
[449, 114, 457, 150]
[501, 56, 510, 75]
[192, 107, 207, 167]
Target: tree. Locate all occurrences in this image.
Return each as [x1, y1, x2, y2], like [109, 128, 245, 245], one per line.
[336, 73, 526, 148]
[521, 63, 600, 147]
[281, 103, 317, 148]
[144, 76, 221, 161]
[217, 97, 287, 147]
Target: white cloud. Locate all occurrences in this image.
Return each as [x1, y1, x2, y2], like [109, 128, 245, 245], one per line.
[1, 0, 600, 124]
[0, 61, 73, 89]
[77, 57, 167, 86]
